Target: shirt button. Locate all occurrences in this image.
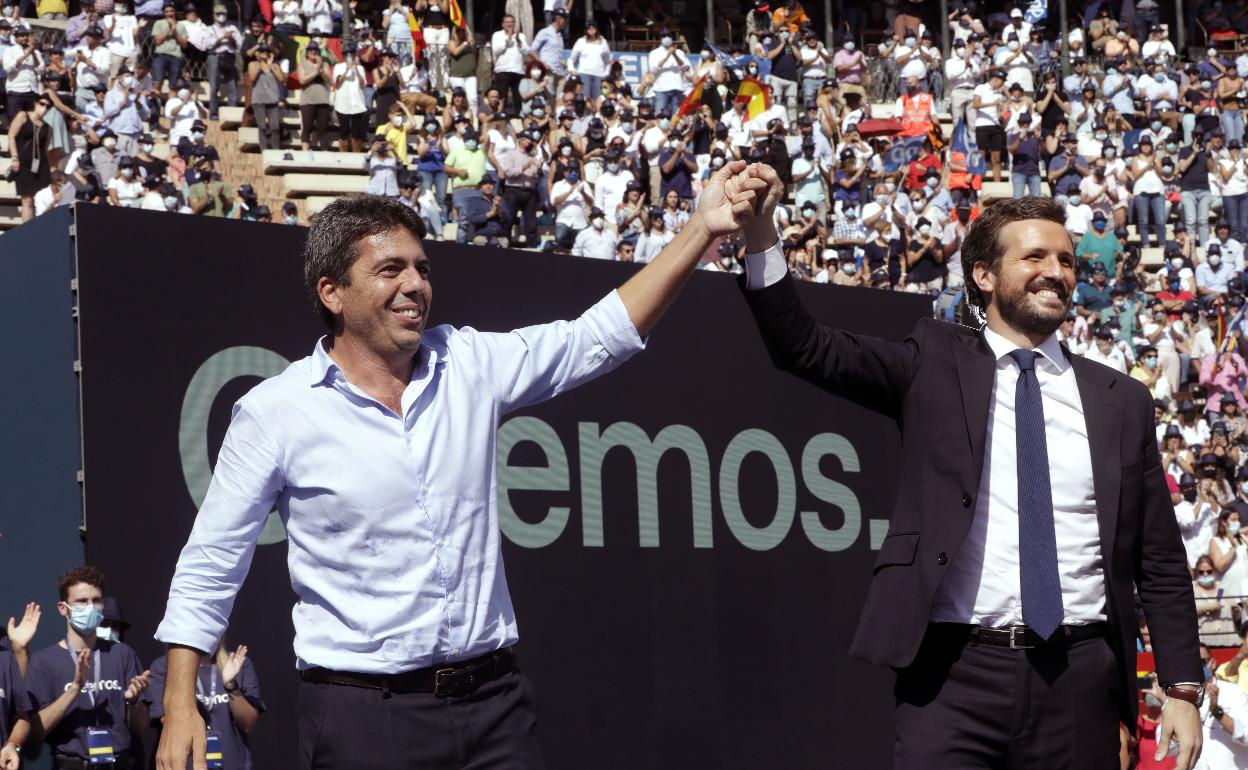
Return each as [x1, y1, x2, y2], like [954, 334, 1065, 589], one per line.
[962, 493, 972, 508]
[937, 552, 949, 566]
[435, 538, 444, 548]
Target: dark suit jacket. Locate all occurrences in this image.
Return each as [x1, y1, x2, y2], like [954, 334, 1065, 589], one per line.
[742, 275, 1202, 724]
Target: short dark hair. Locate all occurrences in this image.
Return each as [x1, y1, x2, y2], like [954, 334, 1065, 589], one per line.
[960, 196, 1070, 319]
[58, 565, 105, 601]
[303, 195, 427, 330]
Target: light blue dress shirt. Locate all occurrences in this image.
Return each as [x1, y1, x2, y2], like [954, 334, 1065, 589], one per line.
[530, 26, 565, 76]
[156, 290, 645, 673]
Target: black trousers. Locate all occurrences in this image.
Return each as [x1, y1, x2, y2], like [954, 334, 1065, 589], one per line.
[502, 185, 538, 246]
[491, 72, 524, 114]
[298, 669, 545, 769]
[893, 624, 1121, 769]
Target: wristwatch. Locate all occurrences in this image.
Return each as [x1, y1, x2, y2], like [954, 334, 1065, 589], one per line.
[1211, 705, 1226, 721]
[1166, 683, 1206, 708]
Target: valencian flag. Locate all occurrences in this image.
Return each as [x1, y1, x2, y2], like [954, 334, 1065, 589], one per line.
[675, 76, 707, 118]
[735, 76, 770, 122]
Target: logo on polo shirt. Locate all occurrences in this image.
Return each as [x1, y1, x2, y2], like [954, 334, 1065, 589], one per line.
[64, 679, 122, 693]
[197, 692, 231, 707]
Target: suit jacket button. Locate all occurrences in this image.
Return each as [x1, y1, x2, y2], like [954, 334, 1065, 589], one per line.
[962, 493, 972, 508]
[937, 552, 949, 566]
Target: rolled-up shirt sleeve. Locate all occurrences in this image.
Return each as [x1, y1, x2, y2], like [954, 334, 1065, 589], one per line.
[155, 400, 285, 655]
[468, 289, 647, 414]
[744, 239, 788, 290]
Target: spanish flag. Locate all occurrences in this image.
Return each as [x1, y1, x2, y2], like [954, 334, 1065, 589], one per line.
[675, 75, 707, 118]
[735, 76, 771, 122]
[448, 0, 466, 29]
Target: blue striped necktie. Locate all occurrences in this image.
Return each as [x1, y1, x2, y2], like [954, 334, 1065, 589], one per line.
[1008, 349, 1064, 640]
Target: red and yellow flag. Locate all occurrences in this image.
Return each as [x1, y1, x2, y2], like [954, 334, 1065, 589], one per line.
[448, 0, 466, 29]
[675, 75, 707, 119]
[735, 76, 771, 122]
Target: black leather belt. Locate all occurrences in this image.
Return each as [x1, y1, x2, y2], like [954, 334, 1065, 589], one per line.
[301, 647, 516, 698]
[963, 623, 1108, 650]
[54, 756, 134, 769]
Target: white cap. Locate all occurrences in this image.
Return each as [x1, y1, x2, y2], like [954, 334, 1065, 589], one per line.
[1010, 7, 1023, 17]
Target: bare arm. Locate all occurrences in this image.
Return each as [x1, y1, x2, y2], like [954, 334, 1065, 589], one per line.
[155, 645, 208, 770]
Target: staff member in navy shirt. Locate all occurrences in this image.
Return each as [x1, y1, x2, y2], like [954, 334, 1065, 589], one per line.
[147, 641, 264, 770]
[0, 648, 33, 769]
[25, 566, 151, 769]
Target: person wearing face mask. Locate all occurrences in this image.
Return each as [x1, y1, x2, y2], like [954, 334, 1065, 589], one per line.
[164, 85, 207, 149]
[1063, 192, 1094, 239]
[1075, 210, 1121, 276]
[1130, 341, 1175, 398]
[568, 17, 612, 109]
[1130, 136, 1167, 248]
[647, 28, 692, 118]
[593, 149, 634, 225]
[101, 66, 149, 158]
[1211, 506, 1248, 595]
[203, 4, 241, 120]
[833, 37, 867, 98]
[23, 565, 151, 769]
[1083, 325, 1128, 373]
[1206, 221, 1246, 274]
[973, 69, 1009, 182]
[489, 14, 529, 112]
[571, 206, 620, 260]
[1221, 140, 1248, 243]
[1197, 243, 1238, 296]
[106, 156, 143, 207]
[154, 181, 188, 213]
[496, 128, 543, 246]
[1178, 131, 1217, 245]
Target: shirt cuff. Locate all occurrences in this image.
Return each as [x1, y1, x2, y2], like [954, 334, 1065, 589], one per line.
[596, 289, 648, 359]
[744, 239, 788, 291]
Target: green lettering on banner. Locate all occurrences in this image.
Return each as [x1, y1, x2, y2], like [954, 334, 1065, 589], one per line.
[577, 421, 714, 549]
[718, 428, 797, 551]
[179, 346, 292, 545]
[496, 416, 571, 548]
[799, 434, 862, 552]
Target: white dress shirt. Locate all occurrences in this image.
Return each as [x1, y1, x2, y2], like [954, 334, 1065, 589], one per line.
[744, 241, 1108, 628]
[156, 291, 646, 672]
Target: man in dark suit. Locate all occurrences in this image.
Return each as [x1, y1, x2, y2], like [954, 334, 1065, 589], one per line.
[734, 171, 1204, 769]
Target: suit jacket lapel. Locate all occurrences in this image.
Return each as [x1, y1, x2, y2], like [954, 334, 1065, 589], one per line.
[953, 332, 997, 477]
[1069, 352, 1123, 568]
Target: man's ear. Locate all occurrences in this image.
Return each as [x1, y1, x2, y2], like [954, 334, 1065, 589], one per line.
[318, 276, 344, 322]
[972, 261, 995, 305]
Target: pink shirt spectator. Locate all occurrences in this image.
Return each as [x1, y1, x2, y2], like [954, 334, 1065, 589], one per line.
[832, 48, 866, 85]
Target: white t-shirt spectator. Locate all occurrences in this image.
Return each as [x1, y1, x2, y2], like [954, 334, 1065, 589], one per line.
[3, 47, 43, 94]
[164, 95, 201, 145]
[301, 0, 340, 35]
[572, 226, 618, 259]
[491, 29, 529, 75]
[1138, 74, 1179, 110]
[972, 83, 1003, 127]
[73, 45, 113, 90]
[570, 35, 611, 78]
[272, 0, 302, 28]
[1082, 344, 1128, 373]
[104, 13, 139, 58]
[332, 62, 368, 114]
[894, 44, 927, 80]
[107, 176, 144, 207]
[648, 44, 691, 93]
[551, 178, 591, 229]
[1065, 201, 1094, 236]
[798, 43, 829, 80]
[634, 228, 673, 263]
[593, 168, 634, 219]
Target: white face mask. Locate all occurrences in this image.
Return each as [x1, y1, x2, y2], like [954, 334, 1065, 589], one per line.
[1198, 574, 1217, 587]
[607, 162, 619, 173]
[1231, 521, 1243, 535]
[1007, 40, 1019, 50]
[560, 146, 572, 157]
[284, 214, 298, 224]
[392, 115, 404, 126]
[140, 143, 153, 153]
[121, 75, 135, 88]
[177, 89, 191, 102]
[215, 13, 226, 22]
[163, 195, 179, 209]
[591, 217, 604, 230]
[918, 225, 931, 236]
[121, 167, 134, 177]
[103, 138, 117, 148]
[844, 41, 855, 51]
[530, 69, 542, 79]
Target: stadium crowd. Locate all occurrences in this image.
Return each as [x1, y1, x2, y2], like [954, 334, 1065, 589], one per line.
[14, 0, 1248, 764]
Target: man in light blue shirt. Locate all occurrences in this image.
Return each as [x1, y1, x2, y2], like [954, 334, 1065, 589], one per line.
[529, 8, 566, 78]
[155, 166, 771, 769]
[1195, 247, 1237, 295]
[103, 66, 150, 157]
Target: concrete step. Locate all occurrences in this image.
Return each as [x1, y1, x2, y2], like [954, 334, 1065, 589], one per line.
[284, 173, 369, 198]
[219, 105, 303, 131]
[237, 126, 305, 151]
[261, 149, 368, 175]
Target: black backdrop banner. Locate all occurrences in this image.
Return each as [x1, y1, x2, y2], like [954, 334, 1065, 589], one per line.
[72, 204, 932, 768]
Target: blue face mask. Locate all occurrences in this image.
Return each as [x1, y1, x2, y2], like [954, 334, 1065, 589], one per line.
[68, 602, 104, 634]
[163, 195, 179, 208]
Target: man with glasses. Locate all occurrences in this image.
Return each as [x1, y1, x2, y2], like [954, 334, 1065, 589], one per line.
[23, 566, 151, 769]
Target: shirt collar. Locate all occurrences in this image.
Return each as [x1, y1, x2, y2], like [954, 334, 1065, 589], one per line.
[307, 329, 450, 387]
[982, 324, 1070, 374]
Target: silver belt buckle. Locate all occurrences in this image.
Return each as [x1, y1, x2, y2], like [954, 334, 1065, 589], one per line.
[1008, 626, 1034, 650]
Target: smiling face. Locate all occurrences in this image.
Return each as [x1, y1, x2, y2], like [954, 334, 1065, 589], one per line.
[318, 228, 432, 362]
[974, 219, 1076, 339]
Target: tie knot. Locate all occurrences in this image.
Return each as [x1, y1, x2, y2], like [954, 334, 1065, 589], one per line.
[1009, 349, 1040, 372]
